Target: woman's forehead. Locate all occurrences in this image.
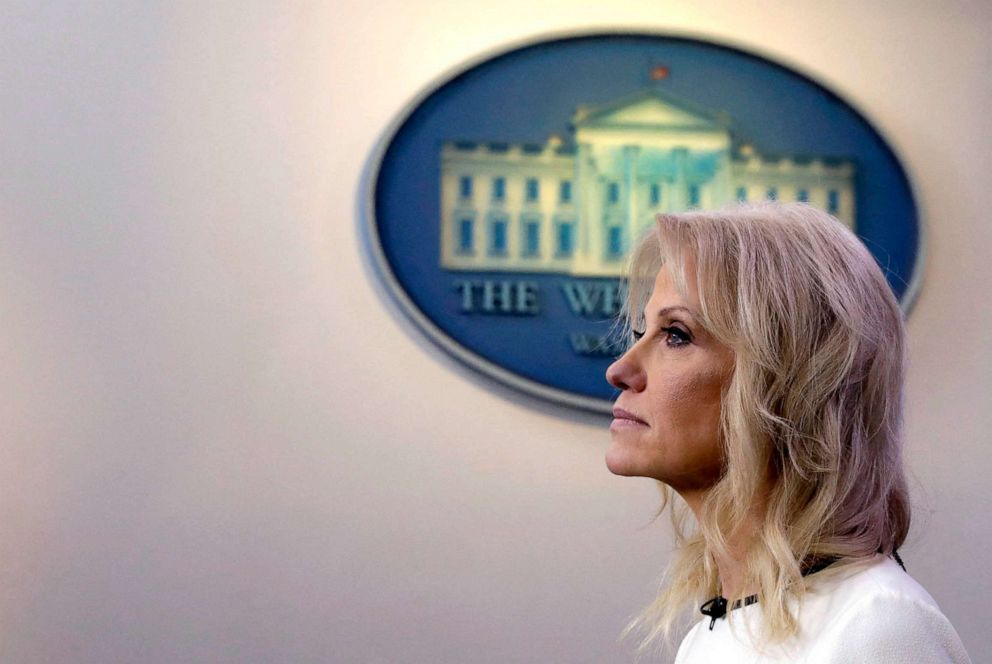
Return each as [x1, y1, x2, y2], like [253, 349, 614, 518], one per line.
[648, 263, 700, 310]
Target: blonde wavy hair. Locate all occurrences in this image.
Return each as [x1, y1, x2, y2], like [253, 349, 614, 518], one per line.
[619, 202, 911, 651]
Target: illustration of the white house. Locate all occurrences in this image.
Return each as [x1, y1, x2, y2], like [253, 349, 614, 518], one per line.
[440, 88, 855, 276]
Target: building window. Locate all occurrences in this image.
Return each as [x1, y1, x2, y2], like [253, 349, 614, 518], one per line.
[736, 186, 747, 201]
[688, 184, 700, 207]
[560, 180, 572, 203]
[459, 176, 472, 199]
[489, 215, 508, 256]
[522, 217, 540, 257]
[797, 188, 809, 202]
[525, 178, 539, 202]
[457, 217, 474, 254]
[607, 226, 624, 258]
[650, 183, 661, 206]
[607, 182, 619, 204]
[492, 177, 506, 202]
[766, 187, 778, 201]
[556, 221, 574, 257]
[827, 190, 839, 213]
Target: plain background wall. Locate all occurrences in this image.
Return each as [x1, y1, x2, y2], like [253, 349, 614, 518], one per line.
[1, 1, 989, 662]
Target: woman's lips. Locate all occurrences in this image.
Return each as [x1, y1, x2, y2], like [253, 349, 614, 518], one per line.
[611, 406, 648, 430]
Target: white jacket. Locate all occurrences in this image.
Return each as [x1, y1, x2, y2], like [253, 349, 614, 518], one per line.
[675, 555, 972, 663]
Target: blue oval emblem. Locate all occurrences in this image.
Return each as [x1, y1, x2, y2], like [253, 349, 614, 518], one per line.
[364, 33, 920, 414]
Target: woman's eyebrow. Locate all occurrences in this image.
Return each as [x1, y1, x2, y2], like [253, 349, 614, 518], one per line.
[656, 305, 698, 320]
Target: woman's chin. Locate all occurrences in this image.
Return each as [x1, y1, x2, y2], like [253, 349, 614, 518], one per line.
[605, 443, 640, 477]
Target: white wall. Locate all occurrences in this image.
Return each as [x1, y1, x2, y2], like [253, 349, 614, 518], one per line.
[1, 1, 989, 662]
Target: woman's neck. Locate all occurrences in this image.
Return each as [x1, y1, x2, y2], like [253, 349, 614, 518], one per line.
[715, 550, 751, 599]
[680, 487, 763, 599]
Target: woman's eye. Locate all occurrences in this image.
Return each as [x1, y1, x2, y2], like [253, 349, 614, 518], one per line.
[631, 329, 645, 342]
[662, 326, 692, 347]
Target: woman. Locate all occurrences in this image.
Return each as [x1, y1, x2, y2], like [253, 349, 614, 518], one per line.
[606, 203, 971, 662]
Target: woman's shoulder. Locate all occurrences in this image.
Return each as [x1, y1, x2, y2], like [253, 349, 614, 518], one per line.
[807, 554, 937, 609]
[675, 556, 972, 663]
[801, 555, 972, 663]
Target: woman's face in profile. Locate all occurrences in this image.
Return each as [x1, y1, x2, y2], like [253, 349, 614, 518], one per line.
[605, 259, 735, 495]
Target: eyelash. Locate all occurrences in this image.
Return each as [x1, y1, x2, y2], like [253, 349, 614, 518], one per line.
[631, 326, 692, 348]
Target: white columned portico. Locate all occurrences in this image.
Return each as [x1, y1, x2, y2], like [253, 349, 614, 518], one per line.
[671, 147, 689, 210]
[621, 145, 640, 255]
[575, 142, 602, 274]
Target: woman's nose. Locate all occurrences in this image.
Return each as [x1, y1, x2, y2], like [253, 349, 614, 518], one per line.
[606, 351, 646, 392]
